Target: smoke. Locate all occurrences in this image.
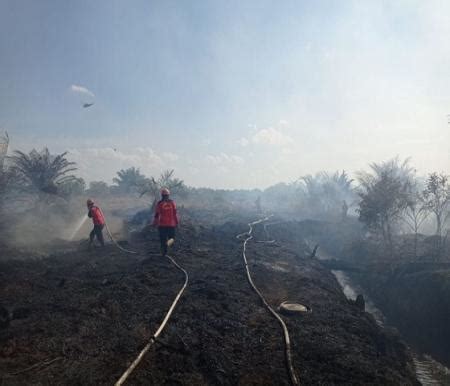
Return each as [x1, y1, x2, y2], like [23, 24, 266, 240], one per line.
[2, 199, 78, 248]
[70, 84, 95, 98]
[1, 195, 132, 251]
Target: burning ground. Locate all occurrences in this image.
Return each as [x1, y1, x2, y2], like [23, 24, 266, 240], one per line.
[0, 212, 418, 385]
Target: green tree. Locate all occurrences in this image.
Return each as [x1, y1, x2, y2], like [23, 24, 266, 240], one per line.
[422, 173, 450, 237]
[402, 183, 429, 258]
[9, 148, 77, 196]
[357, 158, 414, 253]
[87, 181, 109, 196]
[59, 177, 86, 197]
[299, 170, 355, 218]
[139, 169, 187, 208]
[112, 167, 147, 193]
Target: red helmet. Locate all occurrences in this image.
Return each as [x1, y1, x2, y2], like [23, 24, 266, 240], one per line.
[86, 198, 94, 206]
[160, 187, 170, 196]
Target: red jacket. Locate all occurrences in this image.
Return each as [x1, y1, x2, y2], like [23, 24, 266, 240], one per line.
[153, 199, 178, 227]
[88, 206, 105, 226]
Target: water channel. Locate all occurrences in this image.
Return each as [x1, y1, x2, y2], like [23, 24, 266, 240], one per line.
[332, 269, 450, 385]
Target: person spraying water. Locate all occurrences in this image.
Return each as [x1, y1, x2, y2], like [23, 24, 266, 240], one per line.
[86, 198, 105, 247]
[152, 188, 178, 256]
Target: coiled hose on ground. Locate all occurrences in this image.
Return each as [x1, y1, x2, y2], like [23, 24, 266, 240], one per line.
[238, 217, 300, 385]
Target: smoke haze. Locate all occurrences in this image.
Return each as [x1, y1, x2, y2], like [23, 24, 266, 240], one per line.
[1, 1, 449, 189]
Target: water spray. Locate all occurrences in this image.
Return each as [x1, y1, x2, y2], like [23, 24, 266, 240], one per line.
[72, 206, 137, 254]
[69, 214, 88, 241]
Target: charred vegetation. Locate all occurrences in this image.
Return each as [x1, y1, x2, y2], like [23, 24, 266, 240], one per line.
[0, 137, 448, 384]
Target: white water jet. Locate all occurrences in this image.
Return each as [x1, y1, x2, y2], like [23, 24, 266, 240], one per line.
[69, 214, 88, 241]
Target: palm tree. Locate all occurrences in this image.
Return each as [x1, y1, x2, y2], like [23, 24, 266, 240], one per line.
[9, 148, 77, 196]
[299, 170, 355, 217]
[422, 173, 450, 238]
[357, 158, 415, 253]
[139, 169, 187, 209]
[112, 167, 147, 193]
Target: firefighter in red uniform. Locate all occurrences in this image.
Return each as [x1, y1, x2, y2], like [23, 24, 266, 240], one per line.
[87, 199, 105, 247]
[152, 188, 178, 256]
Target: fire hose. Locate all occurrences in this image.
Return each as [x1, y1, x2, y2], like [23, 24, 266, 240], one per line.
[98, 208, 137, 254]
[88, 208, 188, 384]
[238, 217, 300, 385]
[102, 210, 296, 383]
[114, 253, 188, 385]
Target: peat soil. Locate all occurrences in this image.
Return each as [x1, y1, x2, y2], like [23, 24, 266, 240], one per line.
[1, 216, 418, 385]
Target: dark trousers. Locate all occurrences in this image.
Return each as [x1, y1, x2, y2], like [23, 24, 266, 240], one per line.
[90, 224, 105, 246]
[158, 226, 175, 256]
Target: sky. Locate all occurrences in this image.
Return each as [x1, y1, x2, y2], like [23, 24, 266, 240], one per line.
[0, 0, 449, 189]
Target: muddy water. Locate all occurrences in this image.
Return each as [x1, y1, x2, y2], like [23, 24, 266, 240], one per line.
[332, 270, 450, 386]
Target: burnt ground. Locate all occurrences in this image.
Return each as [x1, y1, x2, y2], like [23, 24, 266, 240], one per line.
[0, 216, 418, 385]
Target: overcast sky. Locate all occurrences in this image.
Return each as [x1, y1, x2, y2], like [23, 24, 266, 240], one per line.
[1, 0, 449, 188]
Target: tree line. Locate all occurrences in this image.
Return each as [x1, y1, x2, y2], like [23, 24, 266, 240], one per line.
[1, 137, 449, 258]
[0, 141, 187, 206]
